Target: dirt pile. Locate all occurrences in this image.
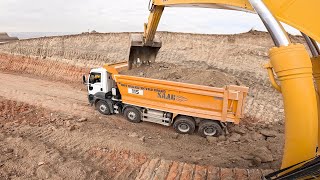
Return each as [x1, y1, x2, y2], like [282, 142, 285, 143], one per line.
[121, 62, 240, 87]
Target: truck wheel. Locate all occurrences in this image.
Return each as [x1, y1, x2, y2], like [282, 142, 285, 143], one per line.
[96, 100, 111, 115]
[124, 107, 141, 123]
[173, 116, 196, 134]
[198, 120, 223, 137]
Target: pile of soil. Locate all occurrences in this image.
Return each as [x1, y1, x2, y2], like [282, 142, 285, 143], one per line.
[121, 62, 241, 88]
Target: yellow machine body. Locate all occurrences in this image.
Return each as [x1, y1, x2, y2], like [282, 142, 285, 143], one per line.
[268, 44, 318, 169]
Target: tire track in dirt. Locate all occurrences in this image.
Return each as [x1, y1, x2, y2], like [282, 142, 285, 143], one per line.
[0, 92, 283, 173]
[0, 99, 276, 180]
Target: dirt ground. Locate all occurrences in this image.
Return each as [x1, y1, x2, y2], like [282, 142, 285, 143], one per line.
[0, 31, 290, 179]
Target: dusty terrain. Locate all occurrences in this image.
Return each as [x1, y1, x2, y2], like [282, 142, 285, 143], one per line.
[0, 31, 305, 179]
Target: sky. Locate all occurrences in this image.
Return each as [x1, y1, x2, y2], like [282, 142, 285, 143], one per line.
[0, 0, 300, 35]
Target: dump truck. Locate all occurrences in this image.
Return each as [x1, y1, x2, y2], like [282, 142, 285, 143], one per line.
[83, 62, 248, 137]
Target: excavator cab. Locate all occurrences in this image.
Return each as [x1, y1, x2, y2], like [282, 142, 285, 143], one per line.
[128, 34, 161, 69]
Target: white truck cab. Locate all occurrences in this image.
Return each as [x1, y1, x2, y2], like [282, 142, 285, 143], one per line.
[83, 68, 118, 115]
[86, 68, 115, 96]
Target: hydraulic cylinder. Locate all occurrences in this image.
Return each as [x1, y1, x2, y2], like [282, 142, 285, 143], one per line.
[311, 56, 320, 154]
[269, 44, 318, 169]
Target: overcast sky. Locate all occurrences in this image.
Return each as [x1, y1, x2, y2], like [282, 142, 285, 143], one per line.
[0, 0, 300, 35]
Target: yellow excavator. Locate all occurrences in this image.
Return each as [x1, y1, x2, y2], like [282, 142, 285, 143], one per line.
[128, 0, 320, 179]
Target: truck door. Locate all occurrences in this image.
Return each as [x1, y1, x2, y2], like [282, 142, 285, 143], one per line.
[88, 72, 103, 95]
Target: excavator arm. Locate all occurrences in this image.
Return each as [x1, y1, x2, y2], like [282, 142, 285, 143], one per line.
[141, 0, 320, 43]
[129, 0, 320, 67]
[129, 0, 320, 178]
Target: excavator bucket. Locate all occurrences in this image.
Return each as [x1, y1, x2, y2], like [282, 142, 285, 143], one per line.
[128, 34, 162, 70]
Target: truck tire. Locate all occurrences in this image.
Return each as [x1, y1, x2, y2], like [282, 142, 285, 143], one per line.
[96, 100, 111, 115]
[124, 107, 141, 123]
[198, 120, 223, 137]
[173, 116, 196, 134]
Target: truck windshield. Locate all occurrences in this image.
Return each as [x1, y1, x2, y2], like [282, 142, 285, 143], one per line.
[89, 73, 101, 84]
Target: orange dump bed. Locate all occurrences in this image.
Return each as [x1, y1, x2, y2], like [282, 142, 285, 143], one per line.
[104, 62, 249, 124]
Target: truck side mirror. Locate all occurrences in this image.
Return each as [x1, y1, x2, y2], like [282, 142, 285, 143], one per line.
[82, 75, 87, 84]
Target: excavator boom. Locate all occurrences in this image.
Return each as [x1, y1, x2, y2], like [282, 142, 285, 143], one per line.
[129, 0, 320, 69]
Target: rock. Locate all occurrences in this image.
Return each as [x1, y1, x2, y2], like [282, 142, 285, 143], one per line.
[3, 148, 14, 153]
[93, 170, 103, 179]
[36, 165, 51, 179]
[171, 133, 179, 139]
[65, 121, 71, 127]
[101, 147, 109, 152]
[241, 154, 254, 160]
[251, 147, 274, 163]
[252, 157, 262, 166]
[267, 124, 273, 129]
[233, 127, 246, 135]
[128, 132, 138, 138]
[260, 129, 278, 137]
[139, 72, 144, 76]
[246, 126, 254, 131]
[239, 134, 252, 143]
[229, 133, 241, 142]
[38, 161, 45, 166]
[77, 118, 87, 122]
[48, 125, 57, 131]
[69, 125, 76, 131]
[139, 136, 145, 142]
[251, 132, 265, 141]
[218, 135, 227, 141]
[206, 136, 218, 143]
